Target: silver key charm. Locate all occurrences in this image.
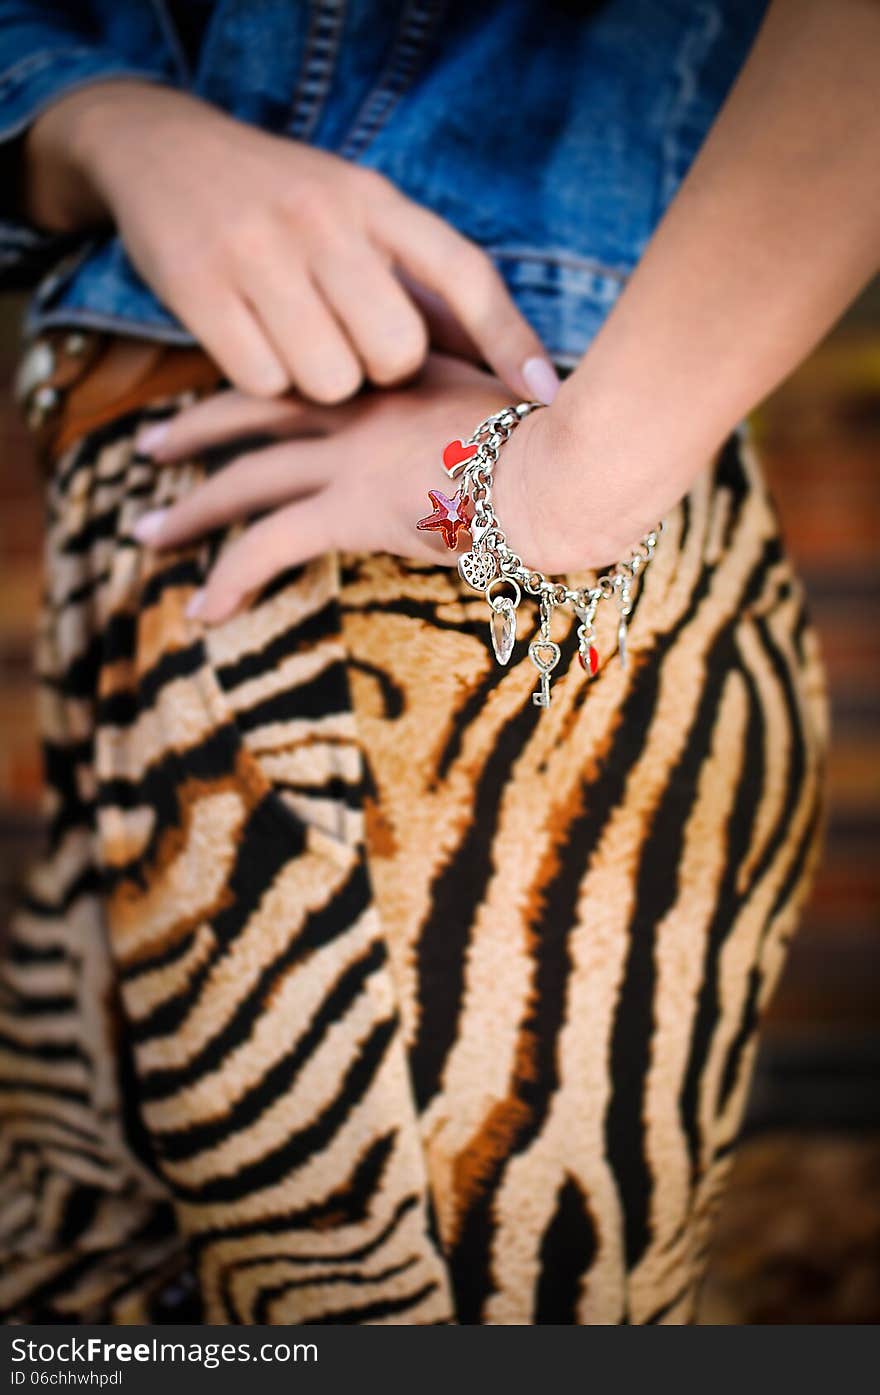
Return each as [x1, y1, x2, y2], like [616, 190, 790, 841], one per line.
[529, 597, 560, 707]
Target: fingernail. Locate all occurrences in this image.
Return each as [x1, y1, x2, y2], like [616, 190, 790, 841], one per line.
[136, 421, 169, 457]
[133, 508, 169, 545]
[521, 356, 560, 405]
[185, 589, 205, 620]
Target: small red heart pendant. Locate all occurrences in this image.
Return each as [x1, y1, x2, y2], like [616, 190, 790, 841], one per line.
[578, 644, 599, 676]
[442, 439, 476, 476]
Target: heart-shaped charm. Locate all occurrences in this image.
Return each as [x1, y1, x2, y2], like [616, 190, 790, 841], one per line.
[578, 642, 599, 676]
[458, 548, 498, 591]
[529, 639, 561, 674]
[442, 439, 476, 476]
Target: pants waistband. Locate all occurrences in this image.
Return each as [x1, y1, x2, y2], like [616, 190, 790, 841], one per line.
[16, 331, 221, 466]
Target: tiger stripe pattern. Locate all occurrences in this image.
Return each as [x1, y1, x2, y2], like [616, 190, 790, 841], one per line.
[0, 400, 828, 1323]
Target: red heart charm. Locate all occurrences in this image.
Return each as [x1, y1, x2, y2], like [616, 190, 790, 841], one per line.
[578, 644, 600, 676]
[442, 439, 476, 476]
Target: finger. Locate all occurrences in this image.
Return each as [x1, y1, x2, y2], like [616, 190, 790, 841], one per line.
[375, 199, 560, 403]
[314, 247, 428, 386]
[187, 492, 333, 624]
[172, 276, 290, 398]
[135, 387, 360, 463]
[396, 269, 482, 364]
[239, 249, 363, 404]
[133, 438, 335, 549]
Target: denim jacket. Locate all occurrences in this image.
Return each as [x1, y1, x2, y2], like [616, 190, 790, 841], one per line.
[0, 1, 766, 365]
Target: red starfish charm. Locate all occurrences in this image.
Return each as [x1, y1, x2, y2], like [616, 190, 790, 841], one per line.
[416, 488, 472, 549]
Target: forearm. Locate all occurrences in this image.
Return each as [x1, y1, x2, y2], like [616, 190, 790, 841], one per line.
[21, 80, 184, 232]
[0, 0, 180, 235]
[556, 0, 880, 528]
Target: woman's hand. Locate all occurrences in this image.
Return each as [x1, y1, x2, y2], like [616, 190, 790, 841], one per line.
[25, 82, 559, 406]
[131, 355, 627, 625]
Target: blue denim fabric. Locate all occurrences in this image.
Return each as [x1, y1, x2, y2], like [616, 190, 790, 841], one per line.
[0, 1, 767, 365]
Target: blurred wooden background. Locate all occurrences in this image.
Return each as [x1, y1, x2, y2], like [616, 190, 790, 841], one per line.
[1, 288, 878, 1323]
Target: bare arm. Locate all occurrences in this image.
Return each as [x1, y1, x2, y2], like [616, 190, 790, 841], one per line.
[92, 0, 880, 619]
[542, 0, 880, 565]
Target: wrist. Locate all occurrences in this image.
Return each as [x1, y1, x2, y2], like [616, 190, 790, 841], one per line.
[23, 80, 162, 231]
[505, 388, 701, 572]
[448, 398, 663, 707]
[64, 81, 185, 214]
[25, 81, 206, 231]
[552, 372, 725, 531]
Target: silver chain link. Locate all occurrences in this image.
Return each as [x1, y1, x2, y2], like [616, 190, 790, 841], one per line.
[435, 402, 663, 706]
[460, 403, 663, 615]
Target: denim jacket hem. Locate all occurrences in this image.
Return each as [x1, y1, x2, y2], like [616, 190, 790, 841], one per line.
[22, 244, 631, 369]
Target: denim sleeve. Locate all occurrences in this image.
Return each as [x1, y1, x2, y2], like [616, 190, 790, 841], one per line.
[0, 1, 181, 287]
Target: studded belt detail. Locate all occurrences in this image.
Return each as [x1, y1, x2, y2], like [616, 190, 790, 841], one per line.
[14, 333, 221, 465]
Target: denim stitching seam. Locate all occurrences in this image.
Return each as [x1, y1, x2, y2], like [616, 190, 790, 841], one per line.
[288, 0, 348, 143]
[339, 0, 445, 160]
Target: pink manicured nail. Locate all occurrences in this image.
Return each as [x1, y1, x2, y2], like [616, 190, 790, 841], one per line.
[521, 356, 560, 405]
[136, 421, 169, 457]
[133, 508, 169, 544]
[185, 589, 206, 620]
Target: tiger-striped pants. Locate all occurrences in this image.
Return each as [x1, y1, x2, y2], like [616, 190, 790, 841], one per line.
[0, 397, 828, 1324]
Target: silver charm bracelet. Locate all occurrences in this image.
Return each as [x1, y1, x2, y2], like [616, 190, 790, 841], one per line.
[415, 402, 663, 709]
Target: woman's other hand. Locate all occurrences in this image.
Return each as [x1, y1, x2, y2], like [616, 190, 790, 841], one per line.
[130, 355, 627, 626]
[23, 82, 559, 405]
